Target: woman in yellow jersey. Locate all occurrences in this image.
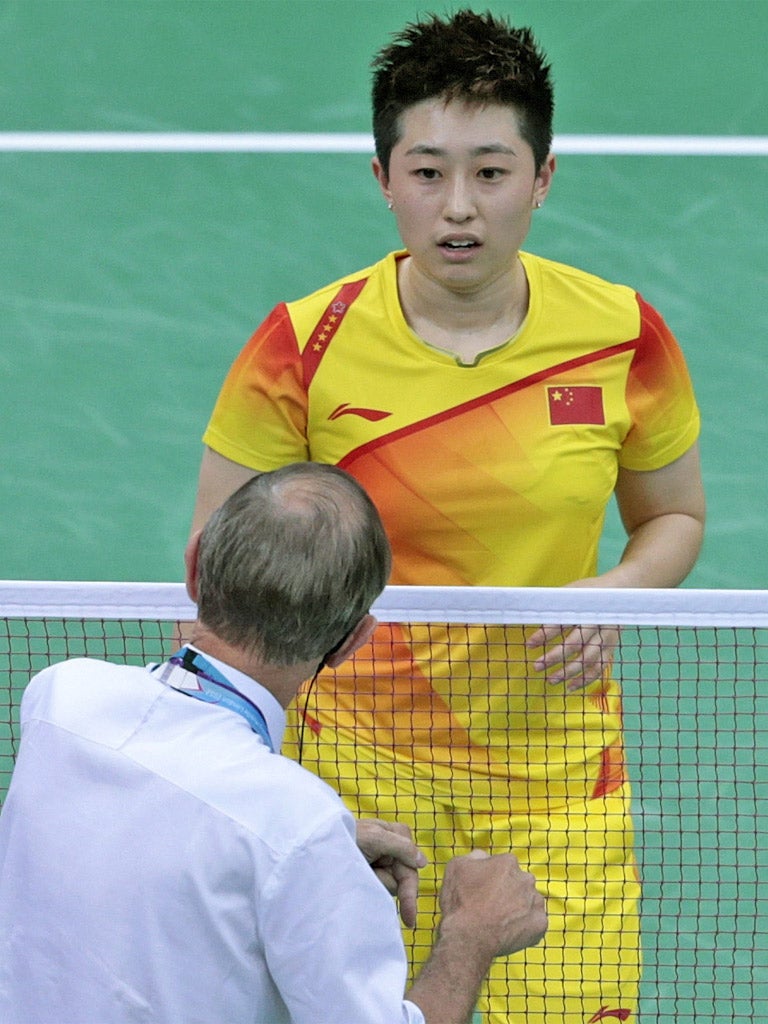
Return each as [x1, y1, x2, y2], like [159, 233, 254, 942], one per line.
[190, 11, 705, 1023]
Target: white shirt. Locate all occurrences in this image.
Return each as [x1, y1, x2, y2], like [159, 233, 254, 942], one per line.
[0, 657, 425, 1024]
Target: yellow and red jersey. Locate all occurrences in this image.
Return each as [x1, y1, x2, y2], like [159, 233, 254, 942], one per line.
[206, 249, 698, 588]
[204, 249, 699, 809]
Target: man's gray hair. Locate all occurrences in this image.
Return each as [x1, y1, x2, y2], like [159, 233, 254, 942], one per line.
[195, 463, 392, 666]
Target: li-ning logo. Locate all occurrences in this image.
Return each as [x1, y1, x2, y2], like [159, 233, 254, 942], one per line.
[328, 403, 392, 422]
[588, 1008, 632, 1022]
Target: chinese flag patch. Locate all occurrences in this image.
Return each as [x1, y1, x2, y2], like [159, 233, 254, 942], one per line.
[547, 385, 605, 425]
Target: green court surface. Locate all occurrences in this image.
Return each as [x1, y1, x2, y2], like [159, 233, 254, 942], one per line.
[1, 0, 766, 586]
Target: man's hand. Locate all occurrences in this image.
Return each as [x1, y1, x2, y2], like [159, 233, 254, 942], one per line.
[438, 850, 547, 957]
[356, 818, 428, 927]
[406, 850, 547, 1024]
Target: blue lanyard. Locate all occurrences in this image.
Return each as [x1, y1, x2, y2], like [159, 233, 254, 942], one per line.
[155, 647, 275, 753]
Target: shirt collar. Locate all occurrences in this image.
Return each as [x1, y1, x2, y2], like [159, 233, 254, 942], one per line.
[186, 645, 287, 753]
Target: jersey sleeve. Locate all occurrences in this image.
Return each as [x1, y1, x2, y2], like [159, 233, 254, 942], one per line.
[619, 296, 701, 471]
[202, 304, 309, 471]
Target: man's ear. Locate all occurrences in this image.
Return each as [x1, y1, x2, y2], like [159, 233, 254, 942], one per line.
[184, 531, 203, 603]
[323, 614, 378, 669]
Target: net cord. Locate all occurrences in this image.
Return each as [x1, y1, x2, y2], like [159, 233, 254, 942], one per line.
[0, 580, 766, 627]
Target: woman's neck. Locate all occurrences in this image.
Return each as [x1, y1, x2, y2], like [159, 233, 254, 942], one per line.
[397, 255, 529, 363]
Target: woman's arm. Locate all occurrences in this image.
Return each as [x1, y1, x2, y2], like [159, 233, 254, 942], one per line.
[527, 442, 705, 688]
[189, 447, 262, 537]
[604, 441, 705, 588]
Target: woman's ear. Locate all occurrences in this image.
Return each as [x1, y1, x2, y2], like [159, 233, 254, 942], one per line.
[533, 152, 556, 207]
[371, 157, 392, 206]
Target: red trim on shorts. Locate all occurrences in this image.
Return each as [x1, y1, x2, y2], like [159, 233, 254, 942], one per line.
[592, 739, 627, 800]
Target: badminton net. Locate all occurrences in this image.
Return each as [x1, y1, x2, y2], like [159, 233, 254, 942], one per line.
[1, 580, 766, 1022]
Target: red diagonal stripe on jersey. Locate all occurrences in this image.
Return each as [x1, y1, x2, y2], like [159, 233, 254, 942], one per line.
[337, 337, 637, 471]
[302, 277, 368, 389]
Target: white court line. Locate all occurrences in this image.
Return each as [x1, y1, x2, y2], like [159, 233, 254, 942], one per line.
[0, 132, 767, 155]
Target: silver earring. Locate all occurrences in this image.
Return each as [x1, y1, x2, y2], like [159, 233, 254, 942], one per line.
[387, 201, 393, 210]
[535, 200, 543, 209]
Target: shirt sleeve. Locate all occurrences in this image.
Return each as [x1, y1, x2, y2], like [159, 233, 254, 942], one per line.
[619, 296, 701, 471]
[202, 304, 310, 471]
[258, 808, 425, 1024]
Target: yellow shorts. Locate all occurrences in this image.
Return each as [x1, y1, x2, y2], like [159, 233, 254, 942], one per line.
[286, 719, 641, 1023]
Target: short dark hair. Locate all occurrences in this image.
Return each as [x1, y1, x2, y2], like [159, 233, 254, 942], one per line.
[195, 463, 391, 666]
[371, 9, 554, 174]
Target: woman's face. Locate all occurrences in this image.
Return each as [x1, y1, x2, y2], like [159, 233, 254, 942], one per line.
[373, 97, 554, 296]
